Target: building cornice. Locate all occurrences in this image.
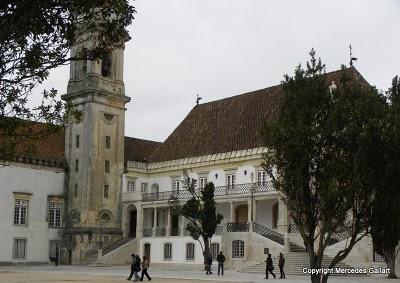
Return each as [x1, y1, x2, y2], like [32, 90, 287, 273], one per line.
[126, 147, 267, 175]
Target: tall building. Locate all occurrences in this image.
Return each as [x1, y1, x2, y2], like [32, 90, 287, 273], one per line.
[60, 23, 131, 263]
[0, 27, 383, 270]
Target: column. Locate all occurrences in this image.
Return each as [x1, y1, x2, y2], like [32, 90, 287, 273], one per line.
[180, 216, 186, 236]
[166, 208, 171, 237]
[152, 207, 158, 237]
[253, 200, 257, 222]
[277, 197, 287, 234]
[136, 204, 143, 239]
[230, 202, 235, 222]
[247, 199, 252, 223]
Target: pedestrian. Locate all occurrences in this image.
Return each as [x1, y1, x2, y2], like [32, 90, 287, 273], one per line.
[140, 255, 151, 281]
[127, 253, 136, 281]
[133, 254, 142, 281]
[206, 253, 213, 275]
[279, 252, 286, 279]
[265, 253, 276, 279]
[217, 251, 225, 276]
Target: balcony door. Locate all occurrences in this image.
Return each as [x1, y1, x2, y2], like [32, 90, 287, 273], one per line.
[236, 204, 248, 223]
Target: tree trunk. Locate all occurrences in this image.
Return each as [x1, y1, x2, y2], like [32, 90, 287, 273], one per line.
[202, 236, 210, 270]
[386, 251, 397, 279]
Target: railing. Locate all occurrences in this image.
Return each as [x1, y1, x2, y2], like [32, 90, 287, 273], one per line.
[215, 225, 223, 235]
[327, 229, 352, 246]
[142, 182, 275, 202]
[143, 229, 153, 237]
[227, 222, 250, 232]
[170, 227, 180, 236]
[373, 250, 385, 262]
[155, 228, 166, 237]
[288, 223, 300, 233]
[253, 222, 284, 245]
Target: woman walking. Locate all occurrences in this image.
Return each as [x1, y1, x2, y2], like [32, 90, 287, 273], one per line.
[140, 256, 151, 281]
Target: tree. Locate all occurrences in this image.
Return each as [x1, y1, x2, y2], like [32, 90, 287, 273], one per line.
[170, 174, 223, 266]
[0, 1, 135, 161]
[369, 75, 400, 278]
[262, 49, 387, 283]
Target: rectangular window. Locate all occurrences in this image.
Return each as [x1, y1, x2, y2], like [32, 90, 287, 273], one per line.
[172, 180, 180, 192]
[14, 199, 28, 225]
[49, 202, 62, 228]
[226, 174, 235, 189]
[186, 243, 195, 260]
[198, 177, 207, 189]
[49, 240, 61, 259]
[13, 238, 27, 259]
[74, 159, 79, 173]
[74, 184, 78, 198]
[127, 181, 135, 192]
[232, 240, 244, 258]
[257, 171, 266, 186]
[103, 185, 109, 199]
[75, 135, 80, 148]
[105, 160, 110, 173]
[164, 243, 172, 260]
[141, 183, 148, 194]
[105, 136, 111, 149]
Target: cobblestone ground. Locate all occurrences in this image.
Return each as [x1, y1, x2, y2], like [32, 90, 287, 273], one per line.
[0, 265, 391, 283]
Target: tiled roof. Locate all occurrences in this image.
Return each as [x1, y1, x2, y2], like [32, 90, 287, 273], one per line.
[124, 136, 161, 164]
[149, 67, 366, 162]
[12, 122, 65, 161]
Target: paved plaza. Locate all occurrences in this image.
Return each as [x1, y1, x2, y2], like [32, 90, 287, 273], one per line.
[0, 265, 392, 283]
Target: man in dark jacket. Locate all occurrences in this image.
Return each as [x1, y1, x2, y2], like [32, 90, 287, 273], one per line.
[279, 253, 286, 279]
[265, 253, 276, 279]
[133, 255, 141, 281]
[217, 251, 225, 276]
[127, 253, 136, 281]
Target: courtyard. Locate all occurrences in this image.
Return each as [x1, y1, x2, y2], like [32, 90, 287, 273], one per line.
[0, 265, 391, 283]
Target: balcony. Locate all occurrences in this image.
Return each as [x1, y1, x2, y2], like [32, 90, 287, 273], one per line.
[142, 182, 275, 202]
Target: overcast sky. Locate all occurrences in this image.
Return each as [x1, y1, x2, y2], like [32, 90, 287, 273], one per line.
[34, 0, 400, 142]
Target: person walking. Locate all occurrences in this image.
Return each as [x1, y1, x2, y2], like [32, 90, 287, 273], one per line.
[206, 253, 213, 275]
[127, 253, 136, 281]
[265, 253, 276, 279]
[133, 255, 142, 281]
[140, 255, 151, 281]
[279, 253, 286, 279]
[217, 251, 225, 276]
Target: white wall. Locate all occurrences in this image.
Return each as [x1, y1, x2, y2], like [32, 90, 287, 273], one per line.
[138, 235, 221, 264]
[0, 163, 65, 263]
[256, 199, 275, 228]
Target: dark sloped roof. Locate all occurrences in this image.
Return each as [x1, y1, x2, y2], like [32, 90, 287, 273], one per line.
[150, 67, 366, 162]
[9, 122, 65, 161]
[124, 136, 161, 164]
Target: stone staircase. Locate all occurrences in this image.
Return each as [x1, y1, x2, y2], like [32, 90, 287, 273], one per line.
[102, 236, 135, 256]
[240, 243, 360, 276]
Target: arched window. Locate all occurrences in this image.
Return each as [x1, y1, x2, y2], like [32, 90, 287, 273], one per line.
[272, 202, 279, 229]
[232, 240, 244, 258]
[186, 243, 195, 260]
[101, 52, 112, 77]
[211, 243, 220, 260]
[164, 243, 172, 260]
[70, 211, 80, 223]
[100, 213, 111, 223]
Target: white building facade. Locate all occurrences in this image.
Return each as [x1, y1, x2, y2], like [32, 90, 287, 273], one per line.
[0, 159, 65, 264]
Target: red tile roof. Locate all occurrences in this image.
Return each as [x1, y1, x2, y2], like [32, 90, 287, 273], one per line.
[149, 67, 367, 162]
[124, 136, 161, 164]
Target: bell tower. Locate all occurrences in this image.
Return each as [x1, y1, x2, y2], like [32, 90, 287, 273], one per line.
[61, 25, 131, 263]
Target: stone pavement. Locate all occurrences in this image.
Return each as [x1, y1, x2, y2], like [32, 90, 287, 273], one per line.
[0, 265, 391, 283]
